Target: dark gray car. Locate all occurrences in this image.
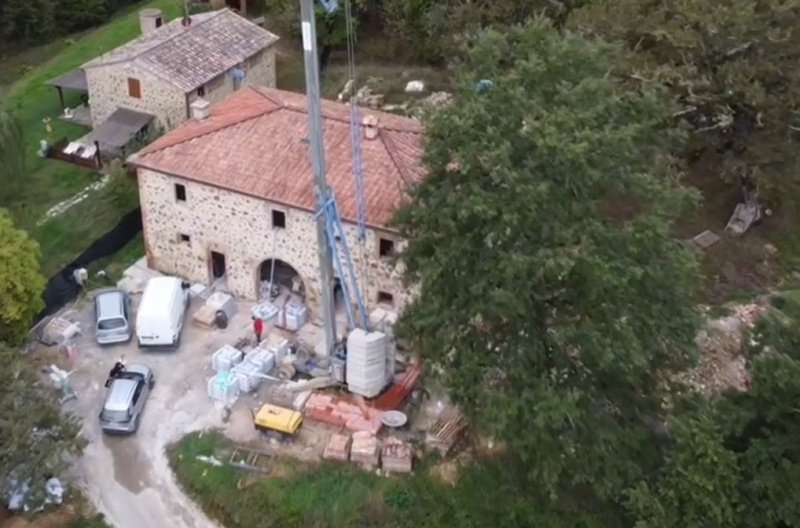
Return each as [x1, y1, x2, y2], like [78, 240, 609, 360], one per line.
[99, 363, 154, 435]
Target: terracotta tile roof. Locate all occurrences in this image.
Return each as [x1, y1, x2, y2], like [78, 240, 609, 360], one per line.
[82, 9, 279, 92]
[130, 86, 425, 229]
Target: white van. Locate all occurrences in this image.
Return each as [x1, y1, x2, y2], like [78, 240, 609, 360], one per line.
[136, 276, 190, 348]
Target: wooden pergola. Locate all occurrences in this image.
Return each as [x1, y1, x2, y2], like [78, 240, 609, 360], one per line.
[46, 69, 88, 109]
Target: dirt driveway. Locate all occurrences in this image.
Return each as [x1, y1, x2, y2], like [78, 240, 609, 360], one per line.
[55, 291, 257, 528]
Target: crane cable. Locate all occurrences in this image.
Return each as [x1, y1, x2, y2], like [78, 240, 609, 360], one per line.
[343, 0, 373, 315]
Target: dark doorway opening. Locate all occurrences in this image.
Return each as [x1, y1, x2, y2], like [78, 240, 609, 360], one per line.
[333, 278, 345, 313]
[211, 251, 226, 279]
[258, 259, 304, 300]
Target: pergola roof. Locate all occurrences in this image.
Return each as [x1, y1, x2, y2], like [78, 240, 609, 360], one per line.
[46, 69, 88, 91]
[86, 108, 154, 149]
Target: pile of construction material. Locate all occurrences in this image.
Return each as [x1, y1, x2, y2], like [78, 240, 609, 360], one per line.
[323, 433, 352, 461]
[426, 407, 467, 456]
[207, 371, 239, 405]
[350, 432, 380, 468]
[381, 438, 413, 473]
[37, 316, 81, 346]
[212, 344, 243, 372]
[194, 291, 237, 328]
[322, 432, 414, 473]
[305, 393, 384, 434]
[346, 329, 390, 397]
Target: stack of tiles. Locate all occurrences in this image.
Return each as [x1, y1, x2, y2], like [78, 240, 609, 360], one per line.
[350, 431, 380, 468]
[323, 433, 352, 461]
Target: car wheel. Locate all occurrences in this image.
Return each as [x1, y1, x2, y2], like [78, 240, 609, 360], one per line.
[149, 378, 155, 390]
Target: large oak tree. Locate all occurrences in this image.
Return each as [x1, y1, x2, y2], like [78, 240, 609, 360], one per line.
[394, 19, 701, 501]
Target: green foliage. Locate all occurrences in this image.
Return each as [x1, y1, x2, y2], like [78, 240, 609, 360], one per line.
[0, 342, 83, 509]
[626, 410, 741, 527]
[380, 0, 568, 61]
[570, 0, 800, 197]
[263, 0, 363, 49]
[0, 106, 26, 202]
[393, 19, 700, 502]
[0, 209, 46, 345]
[172, 432, 622, 527]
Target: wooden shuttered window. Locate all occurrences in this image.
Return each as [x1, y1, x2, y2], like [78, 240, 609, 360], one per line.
[127, 78, 141, 98]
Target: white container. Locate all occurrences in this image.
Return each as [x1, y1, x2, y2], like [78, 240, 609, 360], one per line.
[212, 344, 244, 372]
[283, 301, 308, 332]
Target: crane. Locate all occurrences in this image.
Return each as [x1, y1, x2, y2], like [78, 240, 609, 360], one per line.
[299, 0, 370, 357]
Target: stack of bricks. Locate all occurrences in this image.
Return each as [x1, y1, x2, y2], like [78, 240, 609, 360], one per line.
[350, 431, 380, 468]
[323, 433, 352, 461]
[381, 438, 413, 474]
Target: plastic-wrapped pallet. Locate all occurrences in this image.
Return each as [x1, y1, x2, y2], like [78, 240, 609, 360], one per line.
[231, 361, 262, 393]
[246, 347, 275, 374]
[283, 300, 308, 332]
[251, 301, 279, 324]
[262, 334, 290, 364]
[206, 291, 236, 320]
[346, 329, 388, 397]
[207, 371, 240, 405]
[212, 344, 244, 372]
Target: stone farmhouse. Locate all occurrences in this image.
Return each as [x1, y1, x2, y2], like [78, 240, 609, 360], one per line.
[127, 86, 425, 317]
[47, 8, 279, 156]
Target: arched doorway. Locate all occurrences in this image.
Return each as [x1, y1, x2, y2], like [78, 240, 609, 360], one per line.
[258, 259, 304, 301]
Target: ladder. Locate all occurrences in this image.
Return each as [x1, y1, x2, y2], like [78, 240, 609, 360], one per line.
[315, 192, 370, 331]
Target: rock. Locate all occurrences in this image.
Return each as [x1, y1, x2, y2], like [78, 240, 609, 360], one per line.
[421, 91, 453, 108]
[763, 243, 778, 256]
[405, 80, 425, 93]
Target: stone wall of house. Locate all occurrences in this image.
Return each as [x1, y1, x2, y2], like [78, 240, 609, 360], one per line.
[86, 63, 187, 131]
[137, 167, 411, 319]
[186, 47, 277, 108]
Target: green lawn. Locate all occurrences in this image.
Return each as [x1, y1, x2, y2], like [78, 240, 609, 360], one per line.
[170, 432, 616, 528]
[2, 0, 183, 275]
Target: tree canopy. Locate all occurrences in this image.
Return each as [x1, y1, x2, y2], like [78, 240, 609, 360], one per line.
[394, 19, 701, 503]
[0, 208, 46, 346]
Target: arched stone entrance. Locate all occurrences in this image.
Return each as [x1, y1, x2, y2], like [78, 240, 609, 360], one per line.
[257, 259, 304, 301]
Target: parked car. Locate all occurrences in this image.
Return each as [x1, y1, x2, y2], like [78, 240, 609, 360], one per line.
[136, 276, 190, 348]
[94, 289, 133, 345]
[99, 363, 154, 435]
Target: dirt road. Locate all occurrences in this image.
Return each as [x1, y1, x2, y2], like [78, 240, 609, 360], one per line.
[57, 294, 255, 528]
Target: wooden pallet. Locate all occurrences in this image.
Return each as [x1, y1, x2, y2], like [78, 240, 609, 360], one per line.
[228, 446, 273, 474]
[426, 408, 467, 456]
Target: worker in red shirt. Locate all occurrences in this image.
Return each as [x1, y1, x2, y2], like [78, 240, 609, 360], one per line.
[252, 316, 264, 344]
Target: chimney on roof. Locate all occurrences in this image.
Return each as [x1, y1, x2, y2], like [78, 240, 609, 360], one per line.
[363, 115, 379, 140]
[190, 98, 210, 121]
[139, 8, 163, 35]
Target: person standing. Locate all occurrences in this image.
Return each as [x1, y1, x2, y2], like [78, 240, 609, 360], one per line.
[253, 316, 264, 344]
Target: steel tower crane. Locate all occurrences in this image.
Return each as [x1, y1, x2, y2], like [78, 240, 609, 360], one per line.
[299, 0, 369, 357]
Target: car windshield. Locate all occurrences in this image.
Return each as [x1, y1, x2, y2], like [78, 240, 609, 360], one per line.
[98, 317, 126, 330]
[101, 409, 130, 423]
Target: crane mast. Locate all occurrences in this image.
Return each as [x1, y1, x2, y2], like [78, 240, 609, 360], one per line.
[299, 0, 337, 356]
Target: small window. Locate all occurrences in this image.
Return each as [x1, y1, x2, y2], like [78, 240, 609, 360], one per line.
[197, 85, 206, 97]
[179, 233, 190, 243]
[175, 183, 186, 201]
[155, 17, 163, 28]
[271, 209, 286, 229]
[379, 237, 395, 257]
[127, 77, 141, 99]
[377, 291, 394, 305]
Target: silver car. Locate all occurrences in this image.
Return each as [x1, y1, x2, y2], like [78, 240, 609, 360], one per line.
[94, 289, 132, 345]
[99, 363, 154, 435]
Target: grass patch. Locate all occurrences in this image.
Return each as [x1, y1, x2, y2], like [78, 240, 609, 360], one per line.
[66, 515, 112, 528]
[171, 431, 618, 528]
[1, 0, 183, 274]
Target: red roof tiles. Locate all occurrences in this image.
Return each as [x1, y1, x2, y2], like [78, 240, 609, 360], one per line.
[131, 86, 425, 228]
